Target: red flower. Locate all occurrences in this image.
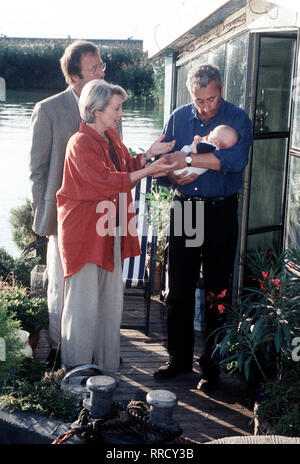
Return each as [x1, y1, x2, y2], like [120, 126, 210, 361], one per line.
[262, 271, 269, 280]
[217, 304, 226, 313]
[271, 278, 281, 290]
[217, 289, 227, 299]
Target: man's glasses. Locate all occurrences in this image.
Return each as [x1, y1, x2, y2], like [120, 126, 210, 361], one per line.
[84, 62, 106, 74]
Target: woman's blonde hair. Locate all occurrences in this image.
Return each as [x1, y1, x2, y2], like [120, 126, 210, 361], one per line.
[79, 79, 127, 123]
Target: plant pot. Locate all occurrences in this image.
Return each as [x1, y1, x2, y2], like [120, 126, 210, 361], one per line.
[253, 401, 271, 435]
[18, 330, 33, 357]
[154, 263, 162, 292]
[29, 330, 40, 350]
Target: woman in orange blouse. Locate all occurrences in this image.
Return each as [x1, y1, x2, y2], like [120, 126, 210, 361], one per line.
[57, 79, 175, 371]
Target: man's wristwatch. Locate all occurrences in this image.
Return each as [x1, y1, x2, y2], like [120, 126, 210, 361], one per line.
[185, 153, 192, 167]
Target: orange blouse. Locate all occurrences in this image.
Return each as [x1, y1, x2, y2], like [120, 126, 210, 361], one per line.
[57, 123, 143, 278]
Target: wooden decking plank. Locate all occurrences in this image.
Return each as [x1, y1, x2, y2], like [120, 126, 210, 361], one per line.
[118, 290, 254, 442]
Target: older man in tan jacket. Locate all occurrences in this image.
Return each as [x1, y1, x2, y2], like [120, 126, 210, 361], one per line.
[28, 40, 113, 364]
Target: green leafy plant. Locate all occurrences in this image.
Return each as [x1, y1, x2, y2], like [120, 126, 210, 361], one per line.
[0, 359, 78, 423]
[0, 287, 48, 337]
[145, 181, 172, 266]
[128, 147, 145, 158]
[255, 357, 300, 436]
[212, 248, 300, 386]
[0, 299, 24, 389]
[9, 199, 36, 251]
[0, 247, 40, 288]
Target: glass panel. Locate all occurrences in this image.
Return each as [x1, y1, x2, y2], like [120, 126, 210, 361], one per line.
[254, 37, 295, 134]
[285, 155, 300, 249]
[224, 34, 248, 109]
[291, 47, 300, 149]
[191, 53, 208, 68]
[248, 138, 288, 229]
[208, 44, 226, 83]
[176, 62, 192, 107]
[176, 54, 208, 107]
[247, 230, 281, 253]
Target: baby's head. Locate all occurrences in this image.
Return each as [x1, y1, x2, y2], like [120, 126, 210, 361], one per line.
[207, 125, 238, 150]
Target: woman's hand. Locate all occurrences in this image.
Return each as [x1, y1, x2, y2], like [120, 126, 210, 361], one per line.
[144, 134, 176, 161]
[152, 152, 199, 185]
[146, 155, 177, 176]
[129, 153, 177, 186]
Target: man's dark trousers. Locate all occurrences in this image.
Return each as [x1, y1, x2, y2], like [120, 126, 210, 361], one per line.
[165, 193, 239, 369]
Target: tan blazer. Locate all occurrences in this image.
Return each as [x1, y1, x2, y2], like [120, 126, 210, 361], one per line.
[28, 86, 123, 236]
[28, 87, 81, 236]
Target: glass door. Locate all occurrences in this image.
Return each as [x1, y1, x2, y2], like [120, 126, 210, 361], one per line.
[246, 34, 297, 253]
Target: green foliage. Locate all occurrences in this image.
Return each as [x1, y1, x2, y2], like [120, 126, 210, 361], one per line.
[9, 199, 35, 250]
[103, 47, 156, 98]
[0, 39, 65, 89]
[0, 299, 24, 387]
[256, 358, 300, 436]
[145, 181, 172, 265]
[0, 287, 48, 336]
[0, 39, 163, 99]
[0, 359, 78, 423]
[212, 248, 300, 384]
[16, 356, 47, 383]
[149, 56, 165, 103]
[0, 247, 40, 288]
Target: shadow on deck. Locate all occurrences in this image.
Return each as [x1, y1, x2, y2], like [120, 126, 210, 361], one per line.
[118, 288, 254, 444]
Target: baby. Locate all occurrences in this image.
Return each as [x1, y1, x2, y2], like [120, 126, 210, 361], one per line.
[173, 124, 239, 177]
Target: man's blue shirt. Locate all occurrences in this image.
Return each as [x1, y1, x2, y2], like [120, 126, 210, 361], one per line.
[159, 98, 253, 197]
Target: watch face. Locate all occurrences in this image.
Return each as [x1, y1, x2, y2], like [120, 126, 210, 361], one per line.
[186, 155, 192, 166]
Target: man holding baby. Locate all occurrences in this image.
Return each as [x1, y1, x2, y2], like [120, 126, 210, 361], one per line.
[154, 64, 253, 390]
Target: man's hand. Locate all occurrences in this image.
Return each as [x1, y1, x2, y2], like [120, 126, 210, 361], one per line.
[152, 152, 198, 185]
[165, 151, 187, 169]
[167, 171, 198, 185]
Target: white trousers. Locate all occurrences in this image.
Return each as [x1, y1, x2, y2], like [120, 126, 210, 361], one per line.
[60, 234, 123, 372]
[47, 235, 64, 349]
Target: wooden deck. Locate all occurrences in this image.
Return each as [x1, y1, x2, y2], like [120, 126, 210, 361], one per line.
[34, 287, 254, 443]
[118, 288, 254, 444]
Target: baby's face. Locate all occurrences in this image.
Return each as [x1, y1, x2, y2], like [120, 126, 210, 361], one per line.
[207, 131, 224, 149]
[207, 128, 237, 150]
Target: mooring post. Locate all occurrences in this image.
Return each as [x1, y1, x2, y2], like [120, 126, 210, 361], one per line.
[83, 375, 118, 418]
[146, 389, 180, 432]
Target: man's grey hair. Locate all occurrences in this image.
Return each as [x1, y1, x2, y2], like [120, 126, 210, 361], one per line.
[79, 79, 127, 123]
[186, 64, 223, 93]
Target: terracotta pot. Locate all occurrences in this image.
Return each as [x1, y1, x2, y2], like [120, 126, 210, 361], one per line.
[29, 331, 40, 350]
[154, 263, 162, 292]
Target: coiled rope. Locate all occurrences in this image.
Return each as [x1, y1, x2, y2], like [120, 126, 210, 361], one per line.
[52, 400, 200, 445]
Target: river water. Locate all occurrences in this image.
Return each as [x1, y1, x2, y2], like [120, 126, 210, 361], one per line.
[0, 89, 164, 257]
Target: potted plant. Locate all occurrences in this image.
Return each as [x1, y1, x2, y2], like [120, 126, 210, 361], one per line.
[210, 248, 300, 401]
[145, 181, 172, 292]
[254, 355, 300, 436]
[0, 286, 48, 349]
[0, 298, 24, 390]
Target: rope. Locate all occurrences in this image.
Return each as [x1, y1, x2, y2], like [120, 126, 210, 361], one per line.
[52, 400, 201, 445]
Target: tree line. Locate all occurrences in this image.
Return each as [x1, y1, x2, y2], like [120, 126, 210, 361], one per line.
[0, 39, 164, 100]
